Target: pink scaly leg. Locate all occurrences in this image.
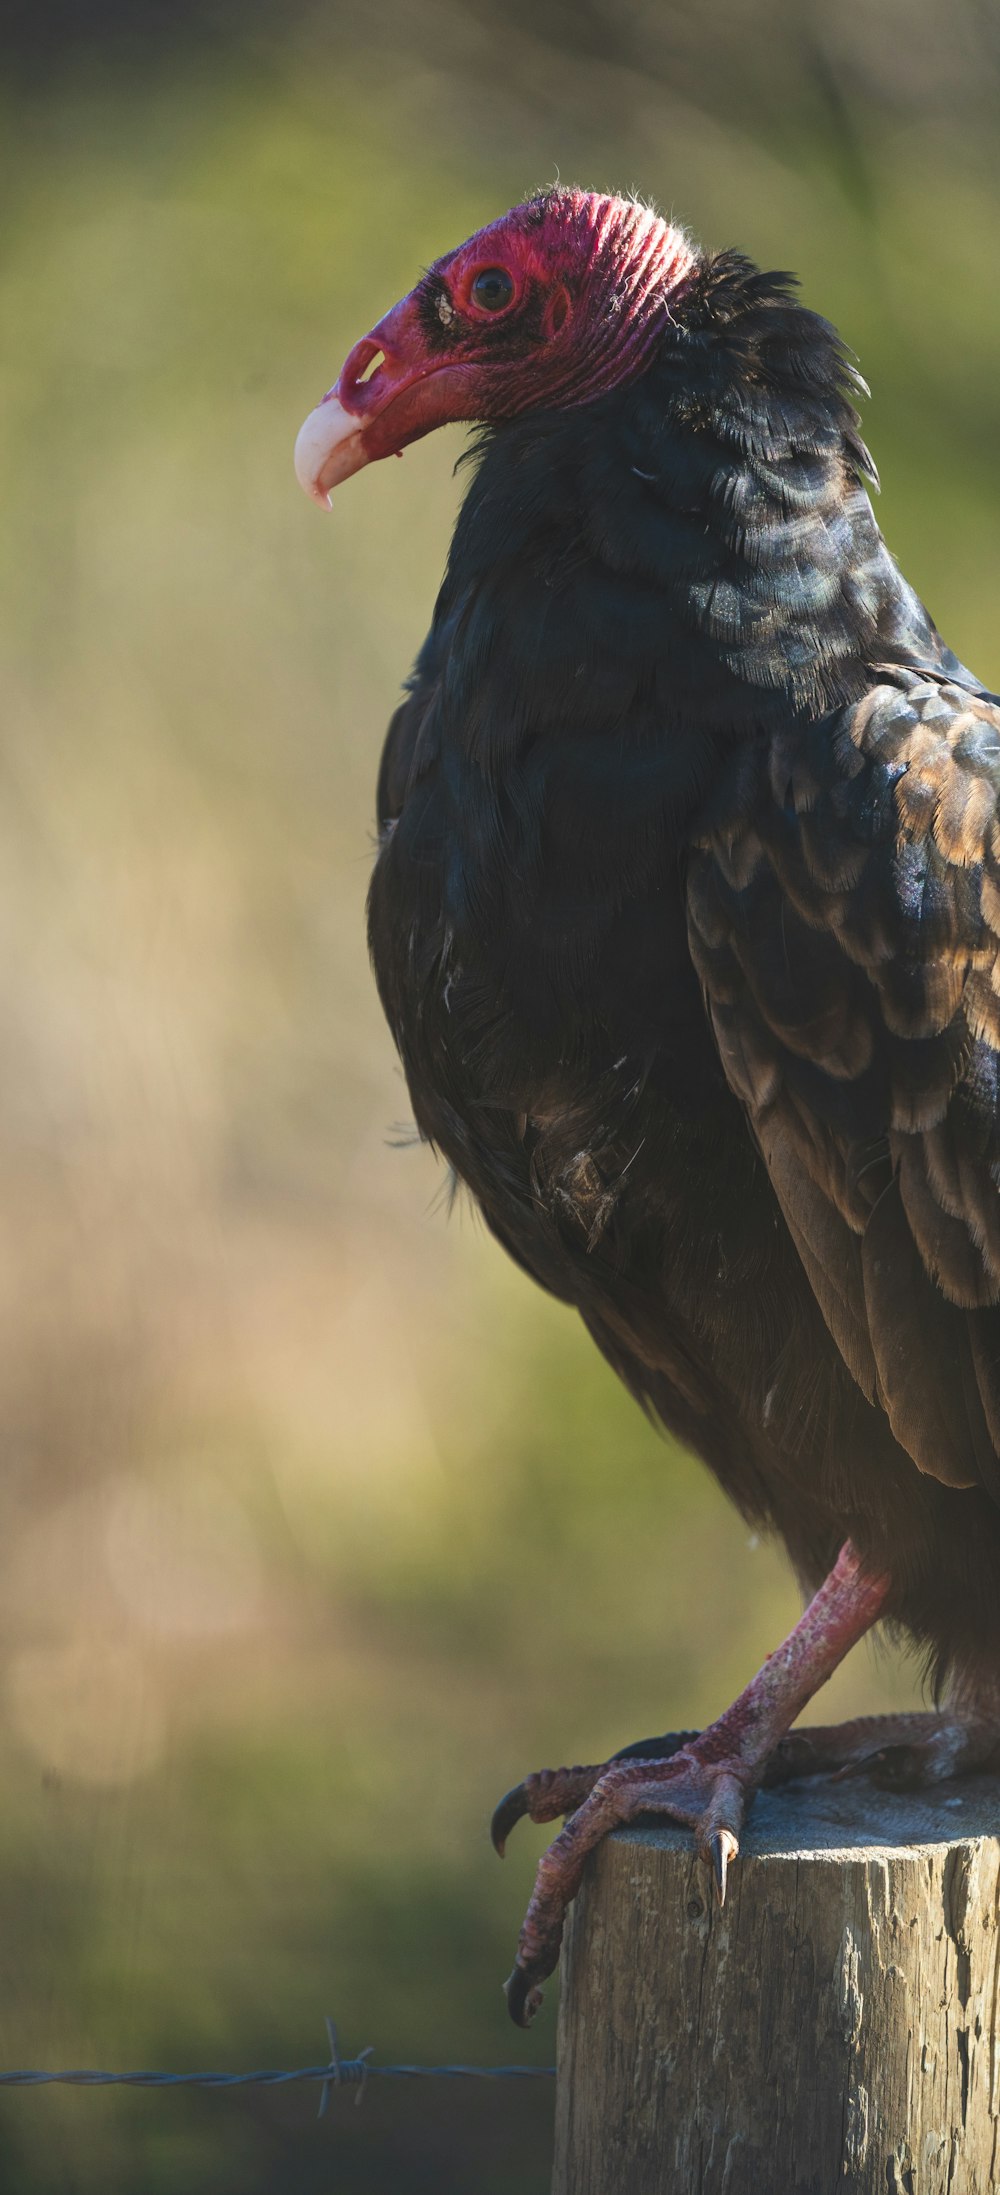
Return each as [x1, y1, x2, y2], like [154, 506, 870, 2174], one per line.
[495, 1540, 890, 2026]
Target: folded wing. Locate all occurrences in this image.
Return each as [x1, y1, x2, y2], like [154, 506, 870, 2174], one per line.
[688, 668, 1000, 1496]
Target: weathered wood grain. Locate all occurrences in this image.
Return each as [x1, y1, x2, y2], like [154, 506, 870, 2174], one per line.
[553, 1774, 1000, 2194]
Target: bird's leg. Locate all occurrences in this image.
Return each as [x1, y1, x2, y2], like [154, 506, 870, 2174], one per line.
[494, 1539, 889, 2027]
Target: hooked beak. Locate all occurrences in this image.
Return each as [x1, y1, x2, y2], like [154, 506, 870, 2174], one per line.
[293, 391, 368, 507]
[294, 295, 473, 509]
[294, 329, 393, 508]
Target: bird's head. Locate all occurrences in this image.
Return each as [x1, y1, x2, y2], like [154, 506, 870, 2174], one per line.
[294, 187, 697, 507]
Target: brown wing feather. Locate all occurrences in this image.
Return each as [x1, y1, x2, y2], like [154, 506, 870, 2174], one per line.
[689, 668, 1000, 1494]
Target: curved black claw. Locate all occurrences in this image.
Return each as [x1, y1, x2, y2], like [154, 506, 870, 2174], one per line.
[830, 1746, 905, 1788]
[836, 1744, 927, 1791]
[504, 1965, 544, 2029]
[491, 1783, 529, 1859]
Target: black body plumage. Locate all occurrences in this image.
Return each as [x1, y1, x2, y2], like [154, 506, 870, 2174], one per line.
[367, 251, 1000, 1690]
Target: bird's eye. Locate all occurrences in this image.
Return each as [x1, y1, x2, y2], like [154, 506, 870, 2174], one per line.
[471, 267, 514, 313]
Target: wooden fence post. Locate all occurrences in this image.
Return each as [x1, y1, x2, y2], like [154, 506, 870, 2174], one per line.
[553, 1770, 1000, 2194]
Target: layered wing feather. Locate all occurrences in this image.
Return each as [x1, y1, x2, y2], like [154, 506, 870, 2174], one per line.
[687, 667, 1000, 1495]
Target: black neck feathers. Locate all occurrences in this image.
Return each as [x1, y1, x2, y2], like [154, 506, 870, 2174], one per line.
[428, 252, 950, 788]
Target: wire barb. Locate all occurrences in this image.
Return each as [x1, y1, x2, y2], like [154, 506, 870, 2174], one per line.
[353, 2044, 373, 2109]
[317, 2018, 341, 2120]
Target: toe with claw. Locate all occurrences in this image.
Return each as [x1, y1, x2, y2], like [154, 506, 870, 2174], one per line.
[709, 1825, 738, 1906]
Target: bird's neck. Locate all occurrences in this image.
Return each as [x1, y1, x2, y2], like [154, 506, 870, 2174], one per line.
[440, 253, 948, 799]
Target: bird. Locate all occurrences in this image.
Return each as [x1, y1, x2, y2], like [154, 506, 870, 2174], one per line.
[294, 185, 1000, 2027]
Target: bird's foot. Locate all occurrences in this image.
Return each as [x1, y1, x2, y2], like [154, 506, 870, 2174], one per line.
[490, 1710, 1000, 1867]
[493, 1708, 1000, 2026]
[492, 1540, 891, 2025]
[495, 1730, 753, 2027]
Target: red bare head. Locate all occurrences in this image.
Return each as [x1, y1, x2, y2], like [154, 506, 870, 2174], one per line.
[294, 188, 697, 506]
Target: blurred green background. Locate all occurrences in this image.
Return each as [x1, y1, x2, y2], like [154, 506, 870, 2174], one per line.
[0, 2, 998, 2187]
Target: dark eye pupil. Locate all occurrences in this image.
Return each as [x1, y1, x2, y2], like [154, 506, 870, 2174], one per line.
[472, 267, 513, 312]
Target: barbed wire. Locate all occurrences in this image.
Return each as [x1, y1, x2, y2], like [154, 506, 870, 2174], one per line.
[0, 2022, 555, 2120]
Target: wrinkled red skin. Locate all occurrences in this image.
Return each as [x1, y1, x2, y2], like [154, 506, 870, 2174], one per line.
[327, 189, 698, 467]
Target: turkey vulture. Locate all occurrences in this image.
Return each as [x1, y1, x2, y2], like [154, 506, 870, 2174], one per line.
[295, 187, 1000, 2027]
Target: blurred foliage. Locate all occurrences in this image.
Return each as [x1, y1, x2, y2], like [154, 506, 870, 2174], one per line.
[0, 4, 997, 2189]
